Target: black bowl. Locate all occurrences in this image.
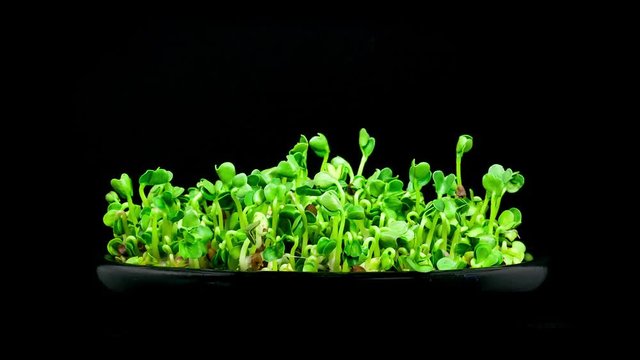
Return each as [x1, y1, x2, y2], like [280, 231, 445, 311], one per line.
[97, 258, 548, 293]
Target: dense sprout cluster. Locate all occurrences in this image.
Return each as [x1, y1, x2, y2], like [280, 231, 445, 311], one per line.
[104, 129, 530, 272]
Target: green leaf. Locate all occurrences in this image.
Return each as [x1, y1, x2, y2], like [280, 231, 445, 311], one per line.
[247, 173, 264, 187]
[504, 229, 519, 241]
[105, 191, 120, 203]
[436, 257, 459, 271]
[279, 204, 298, 220]
[456, 135, 473, 155]
[387, 179, 404, 193]
[378, 168, 395, 182]
[139, 168, 173, 186]
[305, 209, 317, 224]
[103, 210, 119, 227]
[303, 257, 318, 272]
[349, 176, 365, 191]
[197, 179, 217, 200]
[367, 179, 386, 197]
[275, 155, 300, 179]
[138, 231, 152, 245]
[488, 164, 505, 178]
[482, 249, 503, 267]
[171, 186, 184, 198]
[433, 171, 456, 197]
[379, 236, 398, 249]
[264, 183, 286, 203]
[296, 185, 322, 196]
[182, 208, 200, 228]
[188, 225, 213, 243]
[107, 238, 123, 256]
[344, 239, 362, 257]
[125, 257, 141, 265]
[278, 218, 292, 234]
[243, 191, 255, 206]
[465, 226, 484, 238]
[433, 199, 444, 212]
[380, 249, 395, 270]
[252, 189, 265, 205]
[454, 242, 471, 256]
[506, 173, 525, 193]
[215, 162, 236, 184]
[309, 133, 329, 157]
[113, 217, 125, 235]
[405, 257, 434, 273]
[475, 243, 493, 262]
[235, 184, 252, 200]
[509, 207, 522, 224]
[291, 216, 304, 236]
[125, 240, 138, 257]
[319, 190, 342, 212]
[289, 138, 308, 156]
[314, 172, 337, 189]
[232, 173, 248, 188]
[331, 156, 353, 174]
[476, 235, 497, 248]
[346, 204, 365, 220]
[110, 173, 133, 198]
[359, 128, 376, 157]
[511, 240, 526, 254]
[217, 192, 235, 210]
[442, 197, 457, 219]
[498, 209, 515, 228]
[482, 173, 503, 195]
[379, 220, 409, 249]
[263, 241, 285, 261]
[179, 240, 206, 259]
[316, 237, 336, 257]
[409, 160, 432, 189]
[153, 191, 175, 211]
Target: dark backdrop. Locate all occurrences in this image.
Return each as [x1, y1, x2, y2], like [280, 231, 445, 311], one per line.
[69, 15, 582, 333]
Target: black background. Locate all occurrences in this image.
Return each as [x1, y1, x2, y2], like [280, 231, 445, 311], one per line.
[66, 14, 586, 334]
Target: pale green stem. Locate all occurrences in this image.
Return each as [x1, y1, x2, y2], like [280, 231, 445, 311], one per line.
[232, 193, 248, 230]
[289, 236, 299, 268]
[126, 195, 138, 226]
[415, 215, 428, 250]
[321, 152, 330, 172]
[456, 154, 463, 187]
[268, 199, 280, 247]
[425, 212, 439, 253]
[357, 154, 367, 177]
[239, 239, 251, 271]
[138, 184, 148, 207]
[150, 210, 160, 259]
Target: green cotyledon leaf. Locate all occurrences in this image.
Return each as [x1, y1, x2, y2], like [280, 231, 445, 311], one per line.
[110, 173, 133, 199]
[215, 162, 236, 184]
[309, 133, 329, 158]
[139, 168, 173, 186]
[359, 128, 376, 157]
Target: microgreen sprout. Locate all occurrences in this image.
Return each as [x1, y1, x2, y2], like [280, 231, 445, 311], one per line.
[104, 129, 531, 272]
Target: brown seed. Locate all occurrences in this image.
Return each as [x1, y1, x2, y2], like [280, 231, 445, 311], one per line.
[117, 244, 127, 255]
[207, 247, 216, 260]
[351, 265, 366, 272]
[305, 203, 317, 216]
[456, 184, 467, 198]
[249, 252, 264, 271]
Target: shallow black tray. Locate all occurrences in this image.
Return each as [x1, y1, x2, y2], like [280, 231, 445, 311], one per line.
[97, 257, 548, 293]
